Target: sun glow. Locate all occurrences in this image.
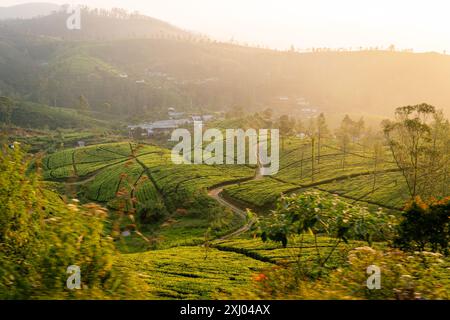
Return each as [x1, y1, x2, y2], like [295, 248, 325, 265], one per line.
[3, 0, 450, 52]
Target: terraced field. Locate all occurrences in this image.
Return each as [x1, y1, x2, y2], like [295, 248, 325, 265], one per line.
[42, 142, 255, 210]
[40, 138, 447, 299]
[40, 138, 405, 213]
[222, 138, 430, 210]
[116, 233, 370, 299]
[118, 246, 272, 299]
[212, 235, 359, 266]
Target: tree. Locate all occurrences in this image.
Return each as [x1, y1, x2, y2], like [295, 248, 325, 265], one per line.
[76, 95, 90, 113]
[0, 96, 14, 126]
[383, 103, 448, 199]
[394, 197, 450, 254]
[316, 113, 329, 164]
[304, 118, 318, 180]
[228, 105, 244, 119]
[294, 118, 304, 135]
[262, 108, 273, 121]
[278, 115, 295, 151]
[132, 127, 146, 140]
[428, 110, 450, 197]
[335, 115, 352, 169]
[351, 117, 365, 142]
[102, 102, 112, 113]
[259, 191, 395, 264]
[305, 118, 317, 138]
[261, 108, 274, 128]
[360, 126, 378, 155]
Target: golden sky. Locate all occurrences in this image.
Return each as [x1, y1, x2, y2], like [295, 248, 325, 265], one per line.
[4, 0, 450, 52]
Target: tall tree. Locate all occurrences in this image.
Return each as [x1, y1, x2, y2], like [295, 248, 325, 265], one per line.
[383, 103, 448, 198]
[263, 108, 273, 121]
[77, 95, 90, 113]
[351, 117, 365, 142]
[102, 102, 112, 113]
[316, 113, 329, 164]
[278, 115, 295, 151]
[294, 118, 304, 136]
[336, 115, 352, 169]
[429, 110, 450, 197]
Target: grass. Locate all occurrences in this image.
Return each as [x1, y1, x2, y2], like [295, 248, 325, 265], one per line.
[9, 100, 104, 130]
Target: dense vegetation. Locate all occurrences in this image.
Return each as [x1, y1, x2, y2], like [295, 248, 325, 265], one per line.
[0, 146, 146, 299]
[0, 6, 449, 301]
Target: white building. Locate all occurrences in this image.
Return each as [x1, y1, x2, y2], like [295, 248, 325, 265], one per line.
[128, 114, 215, 138]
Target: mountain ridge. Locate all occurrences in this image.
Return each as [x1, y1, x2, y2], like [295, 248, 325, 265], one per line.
[0, 2, 60, 20]
[0, 6, 449, 119]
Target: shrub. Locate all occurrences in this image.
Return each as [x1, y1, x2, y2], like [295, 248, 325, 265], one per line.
[138, 200, 166, 224]
[394, 197, 450, 254]
[234, 247, 450, 300]
[0, 145, 145, 299]
[259, 191, 398, 247]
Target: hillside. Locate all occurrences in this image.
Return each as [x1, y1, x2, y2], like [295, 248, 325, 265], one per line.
[2, 99, 106, 129]
[1, 8, 450, 120]
[2, 7, 193, 41]
[0, 3, 60, 20]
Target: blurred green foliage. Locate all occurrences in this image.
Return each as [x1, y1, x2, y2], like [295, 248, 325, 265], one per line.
[0, 145, 146, 299]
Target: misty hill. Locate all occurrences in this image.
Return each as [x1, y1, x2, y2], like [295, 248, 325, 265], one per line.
[2, 98, 105, 130]
[0, 3, 60, 20]
[1, 8, 450, 122]
[1, 7, 195, 41]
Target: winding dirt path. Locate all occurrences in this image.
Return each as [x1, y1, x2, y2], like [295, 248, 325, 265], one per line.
[208, 162, 403, 240]
[208, 186, 254, 240]
[208, 164, 262, 240]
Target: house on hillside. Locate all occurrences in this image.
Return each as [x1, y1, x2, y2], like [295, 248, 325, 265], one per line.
[168, 111, 185, 119]
[128, 112, 215, 139]
[190, 114, 214, 122]
[202, 115, 214, 122]
[128, 118, 191, 138]
[149, 120, 180, 136]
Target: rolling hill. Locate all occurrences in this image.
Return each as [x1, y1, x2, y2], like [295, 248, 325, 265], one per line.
[3, 99, 106, 129]
[0, 2, 60, 20]
[0, 6, 450, 120]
